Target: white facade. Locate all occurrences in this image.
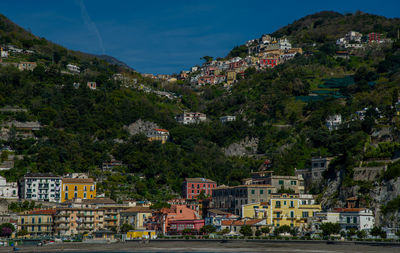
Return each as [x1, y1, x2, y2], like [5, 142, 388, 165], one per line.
[0, 50, 8, 58]
[339, 208, 375, 230]
[176, 112, 206, 124]
[279, 38, 292, 50]
[220, 115, 236, 123]
[326, 114, 342, 131]
[66, 64, 80, 73]
[19, 173, 61, 202]
[0, 176, 18, 199]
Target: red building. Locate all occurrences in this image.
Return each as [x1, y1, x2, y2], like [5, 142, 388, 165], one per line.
[182, 178, 217, 199]
[259, 58, 278, 68]
[169, 219, 205, 234]
[368, 32, 382, 43]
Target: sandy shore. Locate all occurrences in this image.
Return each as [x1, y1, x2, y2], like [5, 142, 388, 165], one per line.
[1, 240, 399, 253]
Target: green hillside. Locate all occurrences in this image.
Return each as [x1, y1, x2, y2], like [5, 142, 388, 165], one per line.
[0, 11, 400, 218]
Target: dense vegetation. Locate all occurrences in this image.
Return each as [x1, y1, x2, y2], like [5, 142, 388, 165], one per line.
[1, 12, 400, 209]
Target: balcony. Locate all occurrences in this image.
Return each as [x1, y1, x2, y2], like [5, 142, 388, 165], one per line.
[77, 213, 95, 217]
[55, 219, 69, 223]
[83, 220, 94, 223]
[104, 216, 117, 221]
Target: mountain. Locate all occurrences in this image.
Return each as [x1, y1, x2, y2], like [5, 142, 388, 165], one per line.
[93, 54, 134, 71]
[1, 11, 400, 226]
[272, 11, 400, 44]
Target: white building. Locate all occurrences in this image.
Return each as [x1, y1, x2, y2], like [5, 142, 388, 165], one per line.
[0, 176, 18, 199]
[66, 64, 80, 73]
[220, 115, 236, 123]
[345, 31, 362, 43]
[176, 112, 206, 124]
[326, 114, 342, 131]
[18, 173, 62, 202]
[0, 48, 8, 58]
[336, 208, 375, 230]
[279, 38, 292, 50]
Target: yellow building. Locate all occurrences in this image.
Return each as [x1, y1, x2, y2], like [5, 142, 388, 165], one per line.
[242, 202, 269, 219]
[17, 209, 56, 236]
[267, 193, 321, 229]
[61, 178, 96, 202]
[126, 230, 156, 239]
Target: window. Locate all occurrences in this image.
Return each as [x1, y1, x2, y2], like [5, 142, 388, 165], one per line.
[21, 218, 24, 224]
[290, 201, 294, 208]
[283, 201, 287, 206]
[353, 217, 357, 223]
[290, 211, 294, 218]
[302, 211, 309, 218]
[31, 226, 34, 231]
[291, 181, 297, 185]
[260, 190, 264, 194]
[65, 193, 68, 200]
[347, 217, 351, 224]
[275, 201, 281, 208]
[84, 186, 87, 191]
[74, 186, 78, 191]
[74, 192, 78, 198]
[290, 223, 294, 227]
[65, 186, 68, 191]
[38, 218, 42, 224]
[268, 190, 271, 194]
[84, 192, 87, 199]
[32, 218, 35, 224]
[251, 190, 255, 194]
[279, 180, 284, 185]
[276, 212, 280, 218]
[38, 225, 41, 231]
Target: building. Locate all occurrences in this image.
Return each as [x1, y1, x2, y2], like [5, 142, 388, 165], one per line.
[0, 48, 8, 58]
[326, 114, 342, 131]
[241, 202, 269, 219]
[182, 178, 217, 199]
[221, 219, 267, 235]
[61, 177, 96, 202]
[17, 209, 56, 236]
[120, 206, 152, 230]
[87, 82, 97, 90]
[212, 184, 277, 216]
[102, 159, 123, 171]
[66, 64, 80, 73]
[220, 116, 236, 123]
[335, 208, 375, 230]
[267, 193, 321, 230]
[310, 156, 334, 182]
[205, 209, 238, 231]
[147, 128, 169, 144]
[311, 211, 340, 231]
[175, 112, 206, 124]
[146, 205, 201, 235]
[126, 230, 157, 239]
[169, 219, 204, 234]
[226, 71, 237, 85]
[367, 32, 382, 43]
[0, 176, 18, 199]
[243, 170, 305, 194]
[18, 173, 62, 202]
[17, 62, 37, 71]
[54, 207, 105, 236]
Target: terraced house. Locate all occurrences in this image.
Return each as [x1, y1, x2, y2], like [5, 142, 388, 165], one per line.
[18, 209, 56, 236]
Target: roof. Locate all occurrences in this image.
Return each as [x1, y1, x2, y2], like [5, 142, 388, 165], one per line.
[185, 178, 216, 183]
[23, 209, 57, 215]
[121, 206, 152, 213]
[24, 173, 60, 178]
[153, 128, 169, 133]
[221, 219, 264, 226]
[62, 178, 95, 184]
[334, 208, 366, 213]
[63, 198, 116, 205]
[214, 184, 274, 190]
[208, 209, 234, 215]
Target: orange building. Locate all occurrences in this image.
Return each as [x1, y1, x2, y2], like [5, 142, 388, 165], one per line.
[61, 178, 96, 202]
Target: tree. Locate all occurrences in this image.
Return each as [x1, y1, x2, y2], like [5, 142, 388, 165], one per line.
[261, 226, 270, 235]
[0, 223, 15, 237]
[346, 228, 357, 238]
[240, 225, 253, 236]
[16, 229, 28, 237]
[201, 56, 213, 63]
[320, 222, 341, 237]
[370, 226, 386, 238]
[255, 229, 262, 236]
[218, 228, 230, 235]
[357, 230, 367, 239]
[120, 223, 134, 233]
[200, 225, 216, 234]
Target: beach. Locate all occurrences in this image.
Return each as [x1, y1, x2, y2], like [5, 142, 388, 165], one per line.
[1, 240, 399, 253]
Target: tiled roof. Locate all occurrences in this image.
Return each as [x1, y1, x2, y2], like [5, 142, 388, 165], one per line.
[121, 206, 152, 213]
[185, 178, 216, 183]
[334, 208, 366, 212]
[154, 128, 169, 132]
[24, 209, 57, 215]
[62, 178, 94, 184]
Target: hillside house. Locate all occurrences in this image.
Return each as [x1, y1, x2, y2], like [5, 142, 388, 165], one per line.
[0, 176, 17, 199]
[334, 208, 375, 230]
[220, 115, 236, 123]
[147, 128, 169, 144]
[182, 178, 217, 199]
[18, 62, 37, 71]
[66, 64, 80, 73]
[175, 112, 206, 124]
[326, 114, 342, 131]
[87, 82, 97, 90]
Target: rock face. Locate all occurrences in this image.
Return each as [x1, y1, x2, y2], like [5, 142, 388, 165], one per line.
[223, 137, 258, 157]
[370, 178, 400, 227]
[124, 119, 159, 136]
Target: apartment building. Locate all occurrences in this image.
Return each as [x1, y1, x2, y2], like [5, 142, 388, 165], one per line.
[61, 177, 96, 202]
[120, 206, 152, 230]
[18, 209, 56, 236]
[212, 184, 277, 216]
[243, 171, 305, 194]
[18, 173, 62, 202]
[182, 178, 217, 199]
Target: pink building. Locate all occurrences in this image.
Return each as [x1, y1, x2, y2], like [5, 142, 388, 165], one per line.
[169, 219, 205, 234]
[146, 205, 201, 234]
[182, 178, 217, 199]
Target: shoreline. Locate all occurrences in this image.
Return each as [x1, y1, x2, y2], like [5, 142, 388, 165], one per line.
[1, 240, 400, 253]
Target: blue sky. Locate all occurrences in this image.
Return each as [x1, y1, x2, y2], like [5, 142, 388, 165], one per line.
[1, 0, 399, 74]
